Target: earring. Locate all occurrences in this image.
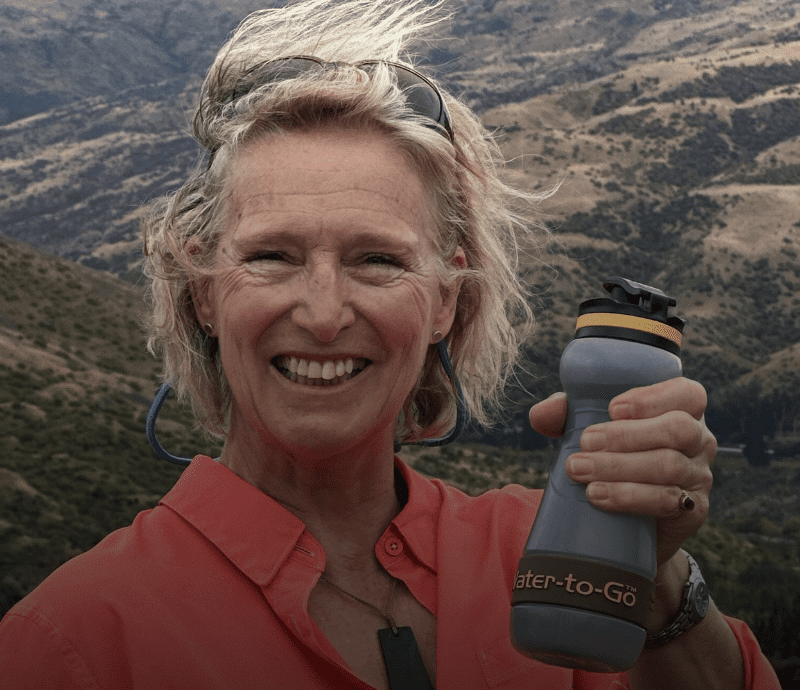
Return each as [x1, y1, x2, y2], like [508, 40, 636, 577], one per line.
[394, 339, 467, 453]
[432, 330, 444, 342]
[203, 323, 214, 336]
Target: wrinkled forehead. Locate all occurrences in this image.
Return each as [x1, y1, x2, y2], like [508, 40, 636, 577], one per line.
[222, 128, 438, 245]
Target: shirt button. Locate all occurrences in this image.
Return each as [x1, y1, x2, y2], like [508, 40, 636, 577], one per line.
[384, 538, 404, 556]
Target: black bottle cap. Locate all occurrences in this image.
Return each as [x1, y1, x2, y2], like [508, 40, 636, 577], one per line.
[575, 277, 685, 355]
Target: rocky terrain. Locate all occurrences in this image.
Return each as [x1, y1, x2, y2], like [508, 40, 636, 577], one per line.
[2, 0, 800, 682]
[0, 224, 798, 683]
[1, 0, 797, 270]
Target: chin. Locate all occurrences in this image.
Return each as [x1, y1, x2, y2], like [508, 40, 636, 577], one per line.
[269, 421, 394, 459]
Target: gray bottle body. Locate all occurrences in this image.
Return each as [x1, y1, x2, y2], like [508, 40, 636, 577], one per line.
[510, 336, 682, 672]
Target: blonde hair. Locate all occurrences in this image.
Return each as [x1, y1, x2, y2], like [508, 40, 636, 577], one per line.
[142, 0, 550, 441]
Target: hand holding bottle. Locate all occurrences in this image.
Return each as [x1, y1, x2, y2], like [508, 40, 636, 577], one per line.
[529, 378, 715, 570]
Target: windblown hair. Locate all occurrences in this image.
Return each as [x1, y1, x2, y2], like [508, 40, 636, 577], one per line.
[142, 0, 550, 442]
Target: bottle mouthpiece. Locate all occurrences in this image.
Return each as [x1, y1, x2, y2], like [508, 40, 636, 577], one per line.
[575, 276, 685, 355]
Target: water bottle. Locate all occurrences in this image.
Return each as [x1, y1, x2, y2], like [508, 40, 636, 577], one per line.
[510, 277, 686, 672]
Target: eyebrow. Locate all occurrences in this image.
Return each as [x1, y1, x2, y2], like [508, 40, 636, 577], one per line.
[231, 227, 422, 256]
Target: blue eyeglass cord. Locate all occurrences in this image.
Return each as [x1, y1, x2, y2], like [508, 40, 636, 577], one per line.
[145, 339, 467, 466]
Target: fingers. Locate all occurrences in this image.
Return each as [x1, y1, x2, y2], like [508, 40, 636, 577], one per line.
[580, 410, 713, 458]
[567, 448, 713, 493]
[580, 479, 709, 566]
[528, 392, 568, 438]
[529, 378, 710, 442]
[609, 377, 707, 422]
[546, 377, 717, 567]
[566, 408, 715, 566]
[581, 482, 708, 521]
[567, 452, 712, 521]
[568, 413, 715, 519]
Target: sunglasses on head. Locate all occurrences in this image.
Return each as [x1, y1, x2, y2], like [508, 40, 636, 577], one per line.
[223, 55, 454, 143]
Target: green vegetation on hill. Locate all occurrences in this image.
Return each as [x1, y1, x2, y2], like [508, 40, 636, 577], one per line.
[0, 236, 221, 612]
[478, 46, 800, 480]
[3, 2, 800, 681]
[0, 228, 798, 682]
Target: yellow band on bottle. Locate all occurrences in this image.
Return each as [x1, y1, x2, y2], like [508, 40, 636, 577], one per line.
[576, 313, 682, 347]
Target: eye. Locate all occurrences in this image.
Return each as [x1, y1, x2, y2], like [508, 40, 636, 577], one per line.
[249, 251, 287, 262]
[364, 253, 402, 267]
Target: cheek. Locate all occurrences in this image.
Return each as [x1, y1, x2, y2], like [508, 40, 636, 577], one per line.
[371, 283, 439, 356]
[214, 277, 285, 352]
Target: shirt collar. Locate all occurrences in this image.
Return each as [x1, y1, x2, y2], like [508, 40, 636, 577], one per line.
[390, 456, 442, 574]
[159, 455, 307, 587]
[159, 454, 442, 585]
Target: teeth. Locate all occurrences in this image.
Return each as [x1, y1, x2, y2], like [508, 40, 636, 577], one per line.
[276, 356, 367, 384]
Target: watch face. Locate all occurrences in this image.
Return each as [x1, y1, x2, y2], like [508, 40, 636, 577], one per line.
[693, 581, 710, 618]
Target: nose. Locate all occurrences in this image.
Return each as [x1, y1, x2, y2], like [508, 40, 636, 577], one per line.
[291, 260, 355, 342]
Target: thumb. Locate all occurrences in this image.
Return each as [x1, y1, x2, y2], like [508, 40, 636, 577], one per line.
[528, 392, 568, 438]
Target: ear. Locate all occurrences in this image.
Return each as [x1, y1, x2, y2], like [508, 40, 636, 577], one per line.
[430, 246, 467, 344]
[185, 236, 218, 331]
[189, 274, 216, 331]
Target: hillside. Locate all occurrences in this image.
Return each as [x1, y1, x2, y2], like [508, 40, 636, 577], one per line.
[2, 0, 800, 681]
[0, 234, 221, 611]
[3, 0, 797, 124]
[474, 38, 800, 440]
[0, 0, 267, 125]
[1, 0, 798, 272]
[0, 234, 797, 681]
[2, 3, 799, 416]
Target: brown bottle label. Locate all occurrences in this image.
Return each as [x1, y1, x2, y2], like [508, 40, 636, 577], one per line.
[511, 553, 655, 628]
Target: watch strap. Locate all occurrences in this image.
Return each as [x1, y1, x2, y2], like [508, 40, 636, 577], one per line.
[644, 552, 709, 649]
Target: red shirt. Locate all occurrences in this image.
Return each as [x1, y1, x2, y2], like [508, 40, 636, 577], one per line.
[0, 455, 778, 689]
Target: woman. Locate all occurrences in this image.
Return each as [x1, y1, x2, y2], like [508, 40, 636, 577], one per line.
[0, 1, 779, 688]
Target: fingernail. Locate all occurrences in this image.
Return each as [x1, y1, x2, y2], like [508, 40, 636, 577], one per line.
[568, 456, 593, 477]
[581, 429, 605, 451]
[586, 483, 609, 501]
[610, 402, 634, 420]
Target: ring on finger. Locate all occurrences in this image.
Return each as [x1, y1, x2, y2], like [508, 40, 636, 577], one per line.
[678, 489, 695, 513]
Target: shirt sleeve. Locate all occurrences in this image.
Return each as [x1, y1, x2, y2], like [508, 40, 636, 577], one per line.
[0, 608, 99, 690]
[724, 615, 782, 689]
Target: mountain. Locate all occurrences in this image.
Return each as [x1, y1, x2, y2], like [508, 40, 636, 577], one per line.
[0, 232, 223, 613]
[2, 1, 800, 679]
[3, 2, 800, 409]
[0, 0, 272, 125]
[476, 36, 800, 421]
[3, 0, 796, 124]
[0, 235, 797, 686]
[1, 0, 798, 272]
[2, 0, 800, 469]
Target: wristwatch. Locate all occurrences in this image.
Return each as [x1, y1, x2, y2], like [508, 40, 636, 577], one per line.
[643, 552, 710, 649]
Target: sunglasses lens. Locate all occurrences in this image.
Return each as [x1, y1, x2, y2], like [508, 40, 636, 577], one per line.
[232, 57, 323, 100]
[265, 57, 324, 80]
[393, 68, 443, 121]
[363, 62, 451, 140]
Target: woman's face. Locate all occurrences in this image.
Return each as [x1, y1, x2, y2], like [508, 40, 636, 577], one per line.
[193, 128, 461, 457]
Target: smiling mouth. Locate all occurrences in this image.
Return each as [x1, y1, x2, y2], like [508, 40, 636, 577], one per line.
[272, 356, 371, 386]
